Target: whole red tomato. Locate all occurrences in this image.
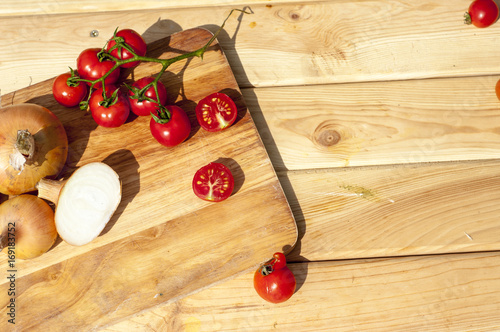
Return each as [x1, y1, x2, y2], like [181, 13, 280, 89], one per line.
[464, 0, 499, 28]
[77, 48, 121, 87]
[495, 79, 500, 100]
[195, 92, 238, 132]
[106, 29, 147, 68]
[128, 77, 168, 116]
[254, 252, 296, 304]
[150, 105, 191, 147]
[192, 162, 234, 202]
[89, 85, 130, 128]
[52, 72, 88, 107]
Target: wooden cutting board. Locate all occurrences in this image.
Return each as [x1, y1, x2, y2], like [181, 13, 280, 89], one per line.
[0, 28, 297, 331]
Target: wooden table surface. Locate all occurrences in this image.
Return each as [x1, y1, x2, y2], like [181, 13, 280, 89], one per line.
[2, 0, 500, 330]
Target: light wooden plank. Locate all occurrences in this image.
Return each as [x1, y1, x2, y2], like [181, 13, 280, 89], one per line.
[103, 251, 500, 331]
[2, 1, 500, 94]
[245, 75, 500, 171]
[281, 159, 500, 261]
[0, 0, 307, 16]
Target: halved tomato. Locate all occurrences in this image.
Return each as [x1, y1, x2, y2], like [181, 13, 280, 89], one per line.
[195, 92, 238, 132]
[192, 162, 234, 202]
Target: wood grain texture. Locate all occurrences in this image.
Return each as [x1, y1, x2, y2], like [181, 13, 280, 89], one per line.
[2, 0, 500, 330]
[281, 159, 500, 261]
[103, 252, 500, 331]
[2, 1, 500, 94]
[244, 75, 500, 171]
[0, 0, 303, 16]
[0, 28, 297, 331]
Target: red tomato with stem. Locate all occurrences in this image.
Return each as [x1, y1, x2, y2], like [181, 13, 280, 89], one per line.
[192, 162, 234, 202]
[52, 72, 88, 107]
[464, 0, 499, 28]
[128, 77, 168, 116]
[254, 252, 296, 304]
[77, 48, 120, 87]
[89, 85, 130, 128]
[195, 92, 238, 132]
[150, 105, 191, 147]
[106, 29, 147, 68]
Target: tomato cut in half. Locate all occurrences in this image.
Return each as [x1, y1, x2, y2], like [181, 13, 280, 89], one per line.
[192, 162, 234, 202]
[195, 92, 238, 132]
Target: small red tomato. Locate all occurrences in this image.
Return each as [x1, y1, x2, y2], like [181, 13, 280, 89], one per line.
[195, 92, 238, 132]
[192, 162, 234, 202]
[254, 252, 296, 304]
[106, 29, 147, 68]
[52, 73, 88, 107]
[128, 77, 168, 116]
[464, 0, 499, 28]
[77, 48, 120, 87]
[89, 85, 130, 128]
[495, 79, 500, 101]
[150, 105, 191, 147]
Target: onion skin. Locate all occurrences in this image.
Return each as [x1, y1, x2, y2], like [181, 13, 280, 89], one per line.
[0, 103, 68, 195]
[0, 195, 58, 259]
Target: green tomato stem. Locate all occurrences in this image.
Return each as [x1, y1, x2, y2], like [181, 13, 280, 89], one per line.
[77, 8, 252, 110]
[151, 106, 171, 124]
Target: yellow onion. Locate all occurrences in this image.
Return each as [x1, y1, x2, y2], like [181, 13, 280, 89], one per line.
[0, 103, 68, 195]
[0, 194, 58, 259]
[38, 162, 122, 246]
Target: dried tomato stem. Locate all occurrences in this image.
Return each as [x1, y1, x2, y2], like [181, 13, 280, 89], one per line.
[260, 264, 274, 276]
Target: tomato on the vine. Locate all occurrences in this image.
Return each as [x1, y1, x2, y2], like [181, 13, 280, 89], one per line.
[150, 105, 191, 147]
[128, 77, 168, 116]
[106, 29, 147, 68]
[77, 48, 121, 87]
[52, 72, 88, 107]
[89, 85, 130, 128]
[464, 0, 499, 28]
[195, 92, 238, 132]
[192, 162, 234, 202]
[254, 252, 296, 304]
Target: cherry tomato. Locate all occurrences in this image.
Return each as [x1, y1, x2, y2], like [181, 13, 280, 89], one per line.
[192, 162, 234, 202]
[89, 85, 130, 128]
[195, 92, 238, 132]
[52, 73, 88, 107]
[254, 252, 296, 304]
[128, 77, 168, 116]
[495, 79, 500, 100]
[76, 48, 121, 87]
[464, 0, 499, 28]
[106, 29, 147, 68]
[150, 105, 191, 147]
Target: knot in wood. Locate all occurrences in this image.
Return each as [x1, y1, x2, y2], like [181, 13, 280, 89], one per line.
[317, 129, 341, 147]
